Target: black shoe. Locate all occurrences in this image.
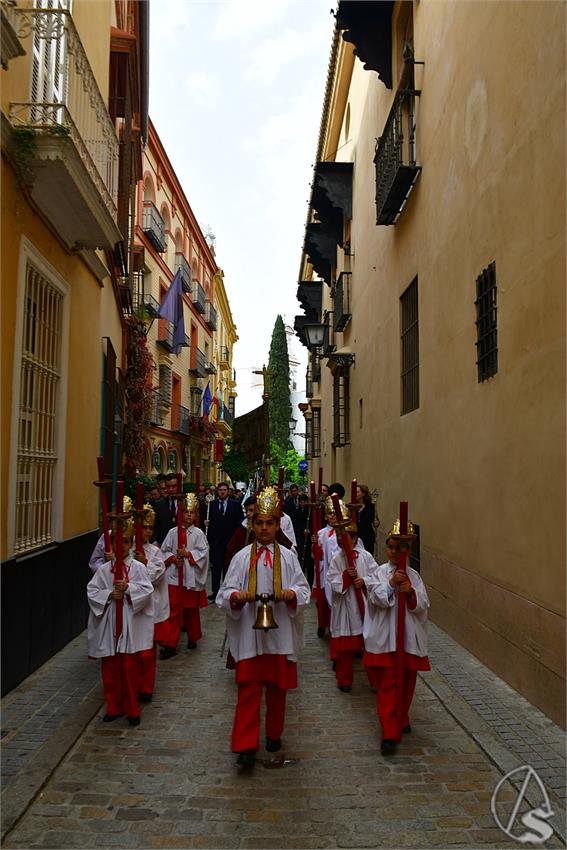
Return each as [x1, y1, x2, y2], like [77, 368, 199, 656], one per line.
[127, 716, 141, 727]
[208, 593, 216, 602]
[317, 626, 326, 638]
[236, 749, 256, 768]
[266, 737, 282, 753]
[338, 684, 352, 693]
[103, 713, 124, 723]
[381, 739, 396, 756]
[402, 724, 412, 734]
[332, 660, 336, 671]
[138, 693, 152, 704]
[187, 640, 197, 650]
[159, 647, 176, 660]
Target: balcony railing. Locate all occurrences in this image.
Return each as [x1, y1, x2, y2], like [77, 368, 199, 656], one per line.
[143, 202, 167, 252]
[150, 389, 165, 427]
[157, 321, 174, 352]
[334, 272, 352, 332]
[191, 281, 206, 314]
[171, 404, 191, 436]
[175, 253, 191, 293]
[190, 385, 203, 416]
[9, 7, 118, 220]
[219, 345, 230, 367]
[205, 301, 217, 330]
[141, 292, 159, 318]
[206, 361, 217, 375]
[190, 347, 207, 378]
[322, 310, 336, 356]
[220, 406, 234, 429]
[374, 88, 421, 226]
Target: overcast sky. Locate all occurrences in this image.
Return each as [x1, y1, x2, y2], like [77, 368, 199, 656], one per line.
[149, 0, 334, 416]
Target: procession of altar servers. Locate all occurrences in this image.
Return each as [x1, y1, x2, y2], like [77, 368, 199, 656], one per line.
[86, 481, 429, 760]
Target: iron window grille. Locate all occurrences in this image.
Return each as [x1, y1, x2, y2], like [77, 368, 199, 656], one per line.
[400, 278, 419, 414]
[332, 365, 350, 447]
[305, 418, 312, 460]
[312, 407, 321, 458]
[475, 262, 498, 382]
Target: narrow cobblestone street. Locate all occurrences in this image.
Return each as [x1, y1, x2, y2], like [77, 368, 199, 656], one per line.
[2, 603, 565, 850]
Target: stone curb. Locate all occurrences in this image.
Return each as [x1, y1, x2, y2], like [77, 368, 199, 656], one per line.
[1, 681, 104, 841]
[422, 668, 566, 844]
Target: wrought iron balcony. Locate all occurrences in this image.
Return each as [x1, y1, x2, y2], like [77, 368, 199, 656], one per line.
[374, 88, 421, 226]
[157, 321, 174, 352]
[306, 367, 313, 399]
[142, 293, 160, 318]
[143, 202, 167, 252]
[150, 389, 165, 427]
[189, 347, 207, 378]
[205, 301, 217, 330]
[322, 310, 336, 356]
[222, 406, 234, 429]
[171, 404, 191, 436]
[219, 346, 230, 368]
[175, 253, 191, 293]
[8, 6, 121, 251]
[334, 272, 352, 332]
[191, 281, 206, 314]
[190, 385, 203, 416]
[205, 361, 217, 375]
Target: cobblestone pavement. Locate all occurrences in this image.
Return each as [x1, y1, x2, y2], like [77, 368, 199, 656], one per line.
[2, 603, 565, 850]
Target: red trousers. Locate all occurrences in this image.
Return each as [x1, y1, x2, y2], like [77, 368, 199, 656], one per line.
[138, 645, 156, 696]
[231, 681, 287, 753]
[371, 667, 417, 740]
[314, 592, 330, 630]
[160, 586, 203, 649]
[101, 653, 140, 718]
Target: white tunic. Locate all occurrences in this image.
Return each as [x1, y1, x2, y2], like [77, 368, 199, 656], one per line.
[216, 543, 310, 663]
[87, 556, 154, 657]
[136, 542, 169, 624]
[317, 526, 365, 607]
[280, 512, 297, 548]
[161, 525, 209, 591]
[326, 548, 378, 638]
[363, 562, 430, 657]
[89, 532, 109, 572]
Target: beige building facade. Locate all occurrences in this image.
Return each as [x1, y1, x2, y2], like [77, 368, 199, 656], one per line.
[296, 1, 565, 725]
[134, 120, 237, 487]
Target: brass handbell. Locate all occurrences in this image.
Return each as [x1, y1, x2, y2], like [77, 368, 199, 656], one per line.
[253, 592, 278, 632]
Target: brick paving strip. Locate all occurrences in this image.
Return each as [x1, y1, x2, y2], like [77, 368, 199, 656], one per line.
[1, 605, 564, 849]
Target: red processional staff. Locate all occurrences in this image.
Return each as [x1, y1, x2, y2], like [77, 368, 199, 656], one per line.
[108, 480, 131, 644]
[330, 494, 365, 620]
[94, 457, 112, 554]
[395, 500, 411, 741]
[194, 466, 201, 528]
[134, 481, 145, 557]
[175, 472, 187, 625]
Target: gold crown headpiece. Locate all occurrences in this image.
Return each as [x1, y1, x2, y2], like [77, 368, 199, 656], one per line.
[123, 495, 133, 513]
[388, 518, 416, 541]
[326, 497, 357, 533]
[184, 492, 199, 513]
[254, 486, 281, 518]
[122, 517, 135, 539]
[142, 503, 155, 525]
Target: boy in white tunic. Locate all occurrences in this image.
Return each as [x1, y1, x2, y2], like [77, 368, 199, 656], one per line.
[326, 506, 378, 693]
[217, 487, 310, 769]
[363, 520, 430, 755]
[133, 505, 168, 701]
[87, 519, 154, 726]
[159, 494, 209, 658]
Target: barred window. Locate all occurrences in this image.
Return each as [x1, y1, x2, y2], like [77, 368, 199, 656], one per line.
[475, 262, 498, 382]
[312, 408, 321, 458]
[332, 366, 350, 447]
[400, 278, 419, 414]
[14, 262, 64, 554]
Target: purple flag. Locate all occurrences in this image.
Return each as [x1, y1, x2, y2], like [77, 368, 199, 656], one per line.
[157, 269, 185, 355]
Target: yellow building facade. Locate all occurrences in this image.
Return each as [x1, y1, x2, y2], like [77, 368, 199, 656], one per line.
[1, 0, 148, 693]
[296, 1, 565, 724]
[133, 121, 237, 488]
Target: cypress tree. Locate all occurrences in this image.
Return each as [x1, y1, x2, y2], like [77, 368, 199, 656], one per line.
[267, 315, 292, 453]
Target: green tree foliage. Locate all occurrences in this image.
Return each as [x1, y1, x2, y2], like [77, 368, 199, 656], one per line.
[268, 315, 292, 453]
[268, 441, 306, 486]
[222, 440, 253, 486]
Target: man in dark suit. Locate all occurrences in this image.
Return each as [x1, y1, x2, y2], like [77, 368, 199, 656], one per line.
[206, 481, 243, 600]
[153, 473, 180, 545]
[283, 483, 303, 549]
